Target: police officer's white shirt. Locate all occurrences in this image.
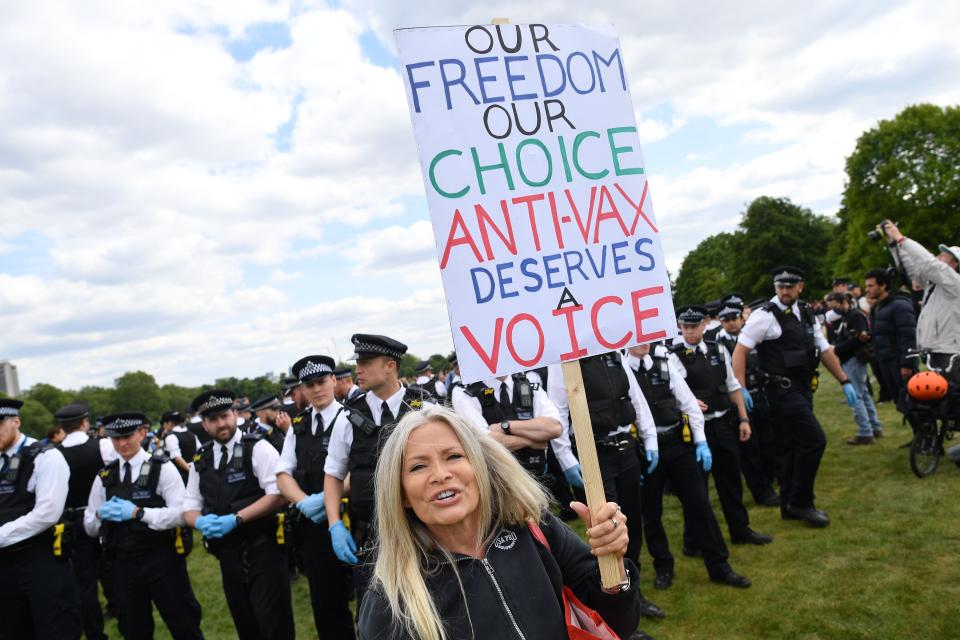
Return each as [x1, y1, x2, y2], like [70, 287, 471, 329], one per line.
[324, 384, 412, 481]
[163, 426, 201, 462]
[0, 434, 70, 548]
[668, 340, 742, 420]
[277, 401, 347, 478]
[545, 358, 658, 472]
[61, 430, 120, 465]
[738, 296, 832, 353]
[451, 375, 561, 437]
[182, 427, 281, 513]
[83, 448, 186, 538]
[416, 375, 447, 398]
[625, 351, 706, 444]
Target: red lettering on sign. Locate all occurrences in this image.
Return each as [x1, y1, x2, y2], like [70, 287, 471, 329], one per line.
[505, 314, 545, 367]
[631, 286, 667, 342]
[552, 304, 587, 360]
[591, 295, 632, 349]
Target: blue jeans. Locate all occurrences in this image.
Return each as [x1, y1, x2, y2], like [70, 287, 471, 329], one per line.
[843, 358, 881, 436]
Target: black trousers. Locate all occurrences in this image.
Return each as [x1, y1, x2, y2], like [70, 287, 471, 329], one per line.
[738, 393, 779, 500]
[683, 414, 750, 546]
[218, 540, 295, 640]
[0, 542, 81, 640]
[301, 520, 356, 639]
[112, 545, 203, 640]
[875, 358, 919, 430]
[596, 440, 645, 567]
[642, 431, 730, 577]
[767, 386, 827, 509]
[72, 533, 107, 640]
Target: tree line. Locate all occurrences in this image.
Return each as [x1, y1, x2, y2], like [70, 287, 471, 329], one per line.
[673, 103, 960, 305]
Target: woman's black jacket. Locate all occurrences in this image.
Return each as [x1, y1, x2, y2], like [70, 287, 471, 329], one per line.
[358, 512, 641, 639]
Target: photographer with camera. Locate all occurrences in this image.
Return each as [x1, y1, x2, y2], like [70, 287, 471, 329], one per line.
[879, 221, 960, 386]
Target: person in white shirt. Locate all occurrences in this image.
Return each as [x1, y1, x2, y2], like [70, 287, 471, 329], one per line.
[276, 355, 355, 639]
[182, 389, 294, 640]
[161, 410, 200, 484]
[0, 398, 82, 638]
[84, 412, 202, 639]
[413, 360, 447, 399]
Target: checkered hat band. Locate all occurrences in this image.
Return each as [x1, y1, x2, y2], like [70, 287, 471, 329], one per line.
[774, 271, 799, 282]
[298, 361, 333, 380]
[198, 396, 233, 413]
[354, 342, 401, 358]
[0, 407, 18, 417]
[107, 418, 142, 430]
[719, 306, 741, 317]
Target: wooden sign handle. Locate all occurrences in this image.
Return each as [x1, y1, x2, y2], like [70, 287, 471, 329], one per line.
[561, 360, 628, 590]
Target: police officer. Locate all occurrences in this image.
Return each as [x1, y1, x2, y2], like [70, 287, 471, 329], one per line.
[413, 361, 446, 399]
[282, 376, 308, 412]
[162, 410, 201, 484]
[545, 351, 665, 621]
[84, 413, 202, 640]
[670, 305, 772, 549]
[0, 398, 82, 639]
[323, 334, 433, 609]
[452, 370, 562, 476]
[55, 402, 118, 640]
[445, 352, 462, 391]
[334, 368, 362, 403]
[276, 355, 355, 639]
[626, 343, 751, 589]
[249, 395, 290, 453]
[183, 389, 294, 640]
[715, 297, 780, 506]
[733, 267, 859, 528]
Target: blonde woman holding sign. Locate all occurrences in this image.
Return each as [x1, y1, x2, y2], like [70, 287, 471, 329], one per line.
[358, 405, 649, 640]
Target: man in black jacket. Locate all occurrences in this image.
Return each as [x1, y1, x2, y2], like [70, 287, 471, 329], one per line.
[865, 268, 918, 437]
[827, 294, 883, 444]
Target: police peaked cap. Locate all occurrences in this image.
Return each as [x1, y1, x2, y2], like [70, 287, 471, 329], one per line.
[190, 389, 236, 417]
[414, 361, 431, 375]
[717, 294, 745, 319]
[333, 368, 353, 380]
[292, 355, 336, 382]
[349, 334, 407, 361]
[282, 375, 301, 391]
[102, 412, 149, 437]
[249, 394, 282, 412]
[772, 266, 805, 285]
[677, 305, 709, 325]
[0, 398, 23, 418]
[448, 351, 458, 365]
[54, 402, 90, 424]
[160, 410, 183, 424]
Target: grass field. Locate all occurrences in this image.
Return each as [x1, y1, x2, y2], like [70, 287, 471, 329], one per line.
[101, 380, 960, 639]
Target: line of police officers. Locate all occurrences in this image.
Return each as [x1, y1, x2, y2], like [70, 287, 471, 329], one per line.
[0, 267, 854, 639]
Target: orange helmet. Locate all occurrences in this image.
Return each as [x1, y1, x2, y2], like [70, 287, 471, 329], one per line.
[907, 371, 949, 401]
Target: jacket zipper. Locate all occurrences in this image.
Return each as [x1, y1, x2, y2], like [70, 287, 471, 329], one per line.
[480, 558, 526, 640]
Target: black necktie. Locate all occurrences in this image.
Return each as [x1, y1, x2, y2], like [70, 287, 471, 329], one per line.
[218, 445, 229, 472]
[499, 382, 511, 414]
[381, 401, 395, 426]
[314, 412, 324, 436]
[122, 462, 132, 487]
[1, 452, 8, 474]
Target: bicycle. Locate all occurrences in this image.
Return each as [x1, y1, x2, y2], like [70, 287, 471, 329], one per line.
[904, 349, 960, 478]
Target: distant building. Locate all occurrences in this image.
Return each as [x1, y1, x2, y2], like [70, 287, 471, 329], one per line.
[0, 361, 20, 397]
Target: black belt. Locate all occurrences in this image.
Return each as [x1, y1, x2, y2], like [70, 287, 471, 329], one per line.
[594, 434, 635, 451]
[0, 531, 51, 558]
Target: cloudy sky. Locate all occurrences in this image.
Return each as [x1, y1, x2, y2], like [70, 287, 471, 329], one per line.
[1, 0, 957, 390]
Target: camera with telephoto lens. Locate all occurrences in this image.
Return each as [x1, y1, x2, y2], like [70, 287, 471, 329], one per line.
[867, 221, 894, 241]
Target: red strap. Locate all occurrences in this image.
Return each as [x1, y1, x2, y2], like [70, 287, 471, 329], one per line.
[528, 521, 550, 550]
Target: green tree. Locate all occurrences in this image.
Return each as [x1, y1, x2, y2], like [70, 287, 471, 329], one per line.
[74, 386, 115, 422]
[113, 371, 165, 419]
[18, 399, 54, 440]
[832, 104, 960, 277]
[160, 384, 199, 413]
[25, 383, 69, 415]
[673, 232, 737, 304]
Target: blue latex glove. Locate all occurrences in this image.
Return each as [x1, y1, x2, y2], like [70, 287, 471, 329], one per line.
[194, 514, 216, 538]
[563, 464, 584, 489]
[741, 387, 754, 412]
[329, 521, 358, 565]
[98, 498, 122, 522]
[842, 382, 859, 407]
[297, 492, 327, 523]
[645, 449, 659, 475]
[114, 498, 137, 521]
[695, 442, 713, 472]
[203, 514, 238, 539]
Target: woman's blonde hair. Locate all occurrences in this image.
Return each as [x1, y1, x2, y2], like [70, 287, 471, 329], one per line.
[370, 404, 550, 640]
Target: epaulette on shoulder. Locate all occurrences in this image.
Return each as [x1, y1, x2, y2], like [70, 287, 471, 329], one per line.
[151, 451, 170, 464]
[405, 384, 437, 405]
[26, 441, 57, 459]
[346, 391, 368, 407]
[241, 430, 265, 444]
[762, 301, 778, 312]
[668, 342, 685, 354]
[291, 407, 311, 424]
[194, 441, 213, 464]
[463, 381, 488, 398]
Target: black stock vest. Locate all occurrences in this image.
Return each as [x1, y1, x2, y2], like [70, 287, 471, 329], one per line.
[672, 342, 732, 414]
[579, 353, 636, 437]
[171, 429, 197, 462]
[419, 377, 441, 398]
[292, 406, 342, 495]
[0, 441, 53, 548]
[717, 333, 763, 391]
[465, 375, 546, 472]
[632, 356, 682, 427]
[757, 302, 820, 382]
[59, 437, 104, 511]
[260, 425, 285, 454]
[193, 432, 272, 545]
[100, 455, 175, 554]
[346, 388, 425, 523]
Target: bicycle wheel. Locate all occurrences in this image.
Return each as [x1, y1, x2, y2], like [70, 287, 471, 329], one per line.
[910, 422, 942, 478]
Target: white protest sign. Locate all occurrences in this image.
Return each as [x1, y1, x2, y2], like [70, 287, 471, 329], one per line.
[396, 24, 676, 384]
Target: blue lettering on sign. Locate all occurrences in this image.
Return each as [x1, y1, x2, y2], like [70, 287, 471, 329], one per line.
[634, 238, 656, 271]
[471, 267, 495, 303]
[611, 241, 630, 274]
